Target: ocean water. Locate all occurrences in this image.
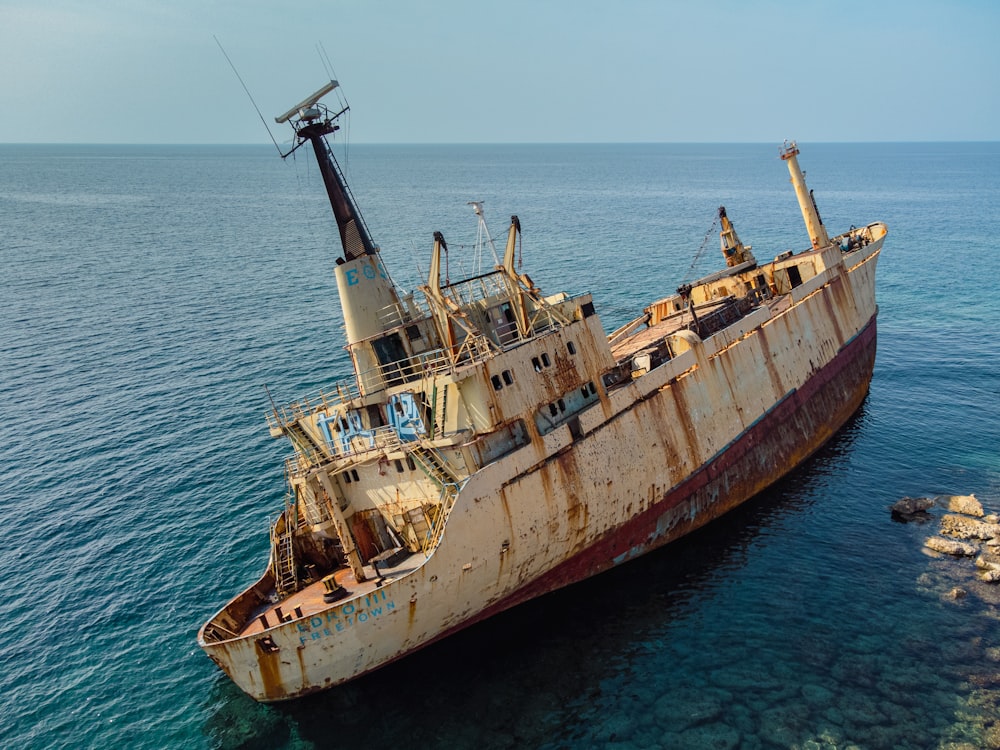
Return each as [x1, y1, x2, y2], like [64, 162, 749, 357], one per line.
[2, 141, 999, 750]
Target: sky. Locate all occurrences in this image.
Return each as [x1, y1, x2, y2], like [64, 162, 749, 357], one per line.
[1, 0, 998, 144]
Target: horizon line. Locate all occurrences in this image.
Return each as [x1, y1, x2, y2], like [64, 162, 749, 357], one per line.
[1, 139, 999, 147]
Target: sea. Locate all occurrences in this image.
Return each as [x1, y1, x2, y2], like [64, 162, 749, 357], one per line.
[2, 140, 999, 750]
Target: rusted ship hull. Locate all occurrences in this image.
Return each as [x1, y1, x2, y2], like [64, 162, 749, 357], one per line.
[201, 225, 882, 700]
[307, 313, 878, 684]
[474, 314, 877, 615]
[196, 86, 883, 700]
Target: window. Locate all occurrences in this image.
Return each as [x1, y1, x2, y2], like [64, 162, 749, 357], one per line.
[394, 459, 404, 473]
[567, 341, 577, 355]
[787, 265, 803, 288]
[492, 370, 515, 390]
[533, 353, 552, 372]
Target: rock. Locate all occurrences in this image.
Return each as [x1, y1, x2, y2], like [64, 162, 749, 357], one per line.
[891, 496, 935, 521]
[986, 724, 1000, 750]
[987, 514, 1000, 524]
[822, 705, 844, 727]
[982, 569, 1000, 584]
[940, 514, 1000, 541]
[838, 697, 887, 726]
[708, 667, 782, 692]
[969, 672, 1000, 689]
[671, 693, 725, 730]
[925, 536, 979, 557]
[948, 586, 968, 600]
[666, 722, 741, 750]
[800, 683, 834, 707]
[937, 494, 984, 517]
[978, 552, 1000, 570]
[653, 689, 730, 730]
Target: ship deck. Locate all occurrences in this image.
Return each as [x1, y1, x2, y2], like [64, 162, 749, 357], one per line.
[610, 294, 792, 364]
[610, 308, 696, 363]
[239, 552, 424, 637]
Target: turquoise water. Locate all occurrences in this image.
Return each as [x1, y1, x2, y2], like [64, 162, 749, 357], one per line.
[2, 142, 999, 749]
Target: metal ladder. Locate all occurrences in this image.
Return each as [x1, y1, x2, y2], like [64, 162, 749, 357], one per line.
[270, 493, 299, 597]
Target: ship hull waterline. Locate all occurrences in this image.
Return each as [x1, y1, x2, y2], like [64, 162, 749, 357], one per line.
[202, 308, 878, 702]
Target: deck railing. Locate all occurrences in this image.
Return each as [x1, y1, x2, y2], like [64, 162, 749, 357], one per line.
[268, 333, 497, 434]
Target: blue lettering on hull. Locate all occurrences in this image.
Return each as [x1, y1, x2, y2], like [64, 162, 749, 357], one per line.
[296, 590, 396, 646]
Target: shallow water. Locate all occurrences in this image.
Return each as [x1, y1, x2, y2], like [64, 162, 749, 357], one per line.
[1, 142, 998, 749]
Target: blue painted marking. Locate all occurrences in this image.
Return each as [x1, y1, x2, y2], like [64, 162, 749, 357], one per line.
[388, 392, 426, 442]
[317, 413, 337, 449]
[319, 410, 376, 455]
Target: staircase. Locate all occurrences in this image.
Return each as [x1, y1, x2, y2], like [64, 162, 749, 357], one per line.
[407, 440, 465, 553]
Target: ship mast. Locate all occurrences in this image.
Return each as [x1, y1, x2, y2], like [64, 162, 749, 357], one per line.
[780, 140, 830, 250]
[276, 82, 402, 361]
[276, 81, 375, 259]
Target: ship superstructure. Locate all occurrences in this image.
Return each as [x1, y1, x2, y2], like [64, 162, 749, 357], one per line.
[198, 84, 886, 701]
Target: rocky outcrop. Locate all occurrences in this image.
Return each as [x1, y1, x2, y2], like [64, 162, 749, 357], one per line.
[926, 536, 979, 557]
[905, 494, 999, 582]
[891, 496, 935, 521]
[940, 494, 985, 517]
[893, 494, 984, 522]
[940, 513, 1000, 541]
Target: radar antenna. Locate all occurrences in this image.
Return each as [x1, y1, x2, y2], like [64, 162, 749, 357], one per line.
[275, 80, 340, 124]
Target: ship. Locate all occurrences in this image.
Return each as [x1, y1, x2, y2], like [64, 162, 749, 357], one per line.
[198, 81, 886, 702]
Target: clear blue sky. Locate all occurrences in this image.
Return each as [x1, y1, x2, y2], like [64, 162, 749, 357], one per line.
[2, 0, 997, 144]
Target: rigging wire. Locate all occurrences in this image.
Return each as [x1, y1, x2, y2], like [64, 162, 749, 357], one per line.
[317, 42, 339, 86]
[214, 36, 283, 157]
[316, 42, 351, 167]
[683, 216, 719, 285]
